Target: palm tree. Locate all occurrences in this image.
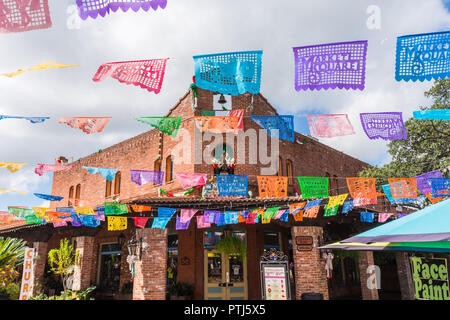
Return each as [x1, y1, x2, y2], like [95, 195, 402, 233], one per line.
[0, 237, 28, 269]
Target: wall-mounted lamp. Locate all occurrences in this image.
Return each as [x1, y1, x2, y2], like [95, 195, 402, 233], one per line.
[127, 235, 143, 261]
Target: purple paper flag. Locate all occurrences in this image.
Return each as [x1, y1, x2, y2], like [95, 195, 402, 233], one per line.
[414, 170, 443, 195]
[76, 0, 167, 20]
[360, 112, 407, 141]
[293, 40, 368, 91]
[204, 210, 221, 224]
[130, 170, 164, 186]
[176, 217, 190, 230]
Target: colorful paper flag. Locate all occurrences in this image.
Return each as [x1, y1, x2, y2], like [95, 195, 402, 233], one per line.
[180, 209, 198, 223]
[33, 193, 64, 201]
[31, 207, 50, 218]
[0, 0, 52, 33]
[307, 114, 355, 138]
[413, 109, 450, 121]
[249, 115, 295, 142]
[105, 202, 128, 215]
[130, 170, 164, 186]
[194, 116, 240, 134]
[327, 194, 348, 207]
[216, 174, 248, 197]
[324, 205, 338, 217]
[76, 0, 167, 20]
[134, 117, 181, 136]
[0, 189, 26, 195]
[414, 170, 443, 195]
[360, 212, 374, 223]
[193, 50, 263, 96]
[341, 200, 353, 214]
[107, 216, 127, 231]
[360, 112, 407, 141]
[1, 62, 78, 77]
[59, 117, 111, 134]
[378, 213, 393, 223]
[395, 31, 449, 82]
[0, 116, 49, 123]
[35, 164, 74, 176]
[75, 207, 96, 215]
[83, 166, 118, 181]
[175, 172, 207, 190]
[158, 207, 176, 219]
[303, 206, 320, 218]
[128, 205, 152, 213]
[79, 214, 100, 227]
[346, 177, 377, 200]
[297, 177, 329, 198]
[257, 176, 288, 198]
[430, 178, 450, 198]
[176, 216, 190, 230]
[388, 178, 417, 199]
[224, 211, 240, 225]
[0, 162, 26, 173]
[293, 40, 368, 90]
[133, 217, 149, 229]
[382, 184, 416, 204]
[196, 215, 211, 229]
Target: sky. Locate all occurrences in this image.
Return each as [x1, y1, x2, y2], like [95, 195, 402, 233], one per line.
[0, 0, 449, 211]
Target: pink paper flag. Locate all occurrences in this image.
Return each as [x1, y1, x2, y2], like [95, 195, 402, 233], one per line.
[274, 209, 288, 220]
[175, 172, 207, 190]
[378, 213, 393, 223]
[53, 221, 68, 228]
[180, 209, 198, 223]
[0, 0, 52, 34]
[58, 117, 111, 134]
[93, 59, 169, 94]
[196, 215, 211, 229]
[307, 114, 355, 138]
[35, 164, 74, 176]
[133, 217, 149, 229]
[229, 109, 244, 131]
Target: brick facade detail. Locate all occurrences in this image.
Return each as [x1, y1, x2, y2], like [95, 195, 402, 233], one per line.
[395, 252, 415, 300]
[72, 236, 96, 291]
[31, 241, 48, 295]
[358, 251, 379, 300]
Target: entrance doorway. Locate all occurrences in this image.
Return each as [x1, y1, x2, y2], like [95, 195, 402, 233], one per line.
[203, 229, 248, 300]
[96, 243, 122, 298]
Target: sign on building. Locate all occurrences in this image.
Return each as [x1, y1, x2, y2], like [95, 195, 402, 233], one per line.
[260, 248, 291, 300]
[19, 247, 35, 300]
[410, 256, 449, 300]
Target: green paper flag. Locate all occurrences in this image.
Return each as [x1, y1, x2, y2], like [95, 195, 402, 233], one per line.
[297, 177, 329, 198]
[105, 202, 129, 215]
[262, 206, 280, 224]
[134, 117, 181, 137]
[324, 205, 338, 217]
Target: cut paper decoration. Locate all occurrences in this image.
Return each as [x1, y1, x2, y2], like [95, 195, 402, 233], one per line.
[360, 212, 374, 223]
[224, 211, 240, 225]
[8, 206, 34, 219]
[307, 114, 355, 138]
[175, 172, 208, 190]
[196, 215, 211, 229]
[59, 117, 111, 134]
[31, 207, 49, 218]
[425, 192, 443, 204]
[0, 189, 26, 195]
[133, 217, 149, 229]
[413, 109, 450, 121]
[25, 215, 43, 224]
[360, 112, 407, 141]
[76, 0, 167, 20]
[0, 162, 26, 173]
[128, 205, 152, 213]
[279, 209, 289, 222]
[237, 210, 248, 223]
[327, 194, 348, 208]
[193, 50, 263, 96]
[382, 184, 416, 204]
[274, 209, 288, 220]
[180, 209, 198, 223]
[341, 200, 354, 214]
[304, 198, 323, 210]
[262, 207, 280, 224]
[33, 193, 63, 201]
[79, 215, 100, 228]
[0, 0, 52, 33]
[249, 115, 295, 142]
[257, 176, 288, 198]
[93, 59, 169, 94]
[293, 40, 368, 91]
[194, 116, 240, 134]
[397, 214, 408, 219]
[0, 116, 49, 123]
[289, 202, 306, 215]
[353, 197, 378, 207]
[216, 174, 248, 197]
[297, 177, 329, 198]
[430, 178, 450, 198]
[75, 207, 96, 216]
[1, 62, 78, 77]
[324, 205, 338, 217]
[107, 216, 127, 231]
[388, 178, 417, 199]
[200, 110, 245, 131]
[0, 212, 22, 224]
[216, 212, 226, 226]
[83, 166, 118, 181]
[378, 213, 393, 223]
[35, 164, 74, 176]
[346, 177, 377, 200]
[176, 216, 190, 230]
[56, 207, 81, 226]
[158, 207, 176, 220]
[203, 210, 219, 224]
[395, 31, 450, 82]
[303, 206, 320, 219]
[134, 117, 181, 136]
[130, 170, 164, 186]
[53, 221, 68, 228]
[414, 170, 443, 195]
[105, 202, 128, 215]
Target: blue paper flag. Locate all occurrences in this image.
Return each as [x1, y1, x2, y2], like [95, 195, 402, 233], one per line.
[33, 193, 64, 201]
[341, 200, 354, 215]
[382, 184, 417, 204]
[430, 178, 450, 198]
[0, 115, 50, 123]
[56, 207, 81, 226]
[224, 211, 240, 225]
[82, 166, 118, 181]
[152, 217, 171, 229]
[96, 206, 105, 216]
[193, 50, 263, 96]
[158, 207, 177, 219]
[413, 109, 450, 121]
[216, 175, 248, 197]
[395, 31, 450, 82]
[79, 214, 100, 227]
[216, 212, 227, 226]
[304, 199, 323, 210]
[250, 115, 295, 142]
[360, 212, 374, 223]
[279, 209, 289, 222]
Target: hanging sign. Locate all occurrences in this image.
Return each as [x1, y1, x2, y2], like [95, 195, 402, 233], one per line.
[410, 256, 449, 300]
[19, 247, 35, 300]
[260, 249, 291, 300]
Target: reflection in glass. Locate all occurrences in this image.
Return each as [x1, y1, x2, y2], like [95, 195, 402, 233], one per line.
[207, 252, 222, 283]
[228, 254, 244, 283]
[204, 231, 224, 248]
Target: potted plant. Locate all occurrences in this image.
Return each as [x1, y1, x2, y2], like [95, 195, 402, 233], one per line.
[214, 236, 247, 261]
[168, 282, 194, 300]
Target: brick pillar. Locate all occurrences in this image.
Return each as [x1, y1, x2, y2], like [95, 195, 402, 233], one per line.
[31, 241, 48, 295]
[290, 226, 329, 300]
[72, 236, 95, 291]
[358, 251, 379, 300]
[395, 252, 414, 300]
[133, 228, 167, 300]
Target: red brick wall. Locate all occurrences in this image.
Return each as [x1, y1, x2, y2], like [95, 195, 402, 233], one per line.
[72, 236, 96, 290]
[358, 251, 379, 300]
[31, 241, 48, 295]
[290, 226, 329, 300]
[395, 252, 415, 300]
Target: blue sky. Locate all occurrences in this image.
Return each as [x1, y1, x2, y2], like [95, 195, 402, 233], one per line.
[0, 0, 449, 211]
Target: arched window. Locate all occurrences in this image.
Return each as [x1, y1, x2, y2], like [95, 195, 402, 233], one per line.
[286, 159, 293, 184]
[278, 157, 283, 176]
[154, 159, 162, 186]
[75, 184, 81, 206]
[105, 179, 112, 198]
[114, 171, 121, 195]
[165, 156, 173, 183]
[68, 186, 74, 206]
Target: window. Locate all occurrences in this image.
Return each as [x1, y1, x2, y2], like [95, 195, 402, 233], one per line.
[263, 231, 281, 251]
[165, 156, 173, 183]
[286, 159, 293, 184]
[278, 157, 283, 176]
[105, 179, 112, 198]
[68, 186, 74, 206]
[114, 171, 121, 195]
[75, 184, 81, 206]
[154, 159, 162, 172]
[213, 144, 233, 162]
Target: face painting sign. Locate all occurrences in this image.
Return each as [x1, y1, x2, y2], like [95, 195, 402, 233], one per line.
[410, 256, 449, 300]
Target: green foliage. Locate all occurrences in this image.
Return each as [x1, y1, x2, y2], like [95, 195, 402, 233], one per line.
[168, 282, 194, 297]
[0, 237, 28, 269]
[29, 286, 96, 300]
[360, 79, 450, 205]
[47, 239, 80, 295]
[0, 282, 20, 300]
[332, 250, 360, 261]
[214, 236, 247, 262]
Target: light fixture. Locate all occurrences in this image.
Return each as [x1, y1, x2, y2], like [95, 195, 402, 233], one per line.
[127, 235, 142, 260]
[217, 94, 227, 105]
[118, 233, 126, 247]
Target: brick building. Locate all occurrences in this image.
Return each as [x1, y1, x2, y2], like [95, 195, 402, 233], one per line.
[0, 88, 412, 300]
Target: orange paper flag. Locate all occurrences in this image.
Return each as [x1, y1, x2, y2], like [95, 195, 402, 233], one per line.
[388, 178, 417, 199]
[257, 176, 288, 198]
[194, 116, 240, 134]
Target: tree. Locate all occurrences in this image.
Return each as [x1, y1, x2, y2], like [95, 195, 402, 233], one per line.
[360, 79, 450, 205]
[0, 237, 27, 298]
[47, 239, 80, 297]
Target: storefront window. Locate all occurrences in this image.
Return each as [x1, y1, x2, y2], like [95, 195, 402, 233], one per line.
[97, 243, 121, 292]
[204, 231, 224, 249]
[263, 231, 281, 251]
[207, 252, 222, 283]
[168, 234, 178, 285]
[228, 254, 244, 283]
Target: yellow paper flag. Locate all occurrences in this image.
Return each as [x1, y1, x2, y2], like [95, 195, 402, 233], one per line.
[107, 216, 127, 231]
[32, 207, 50, 219]
[75, 207, 95, 215]
[0, 162, 27, 173]
[327, 194, 348, 208]
[1, 62, 80, 78]
[0, 189, 26, 195]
